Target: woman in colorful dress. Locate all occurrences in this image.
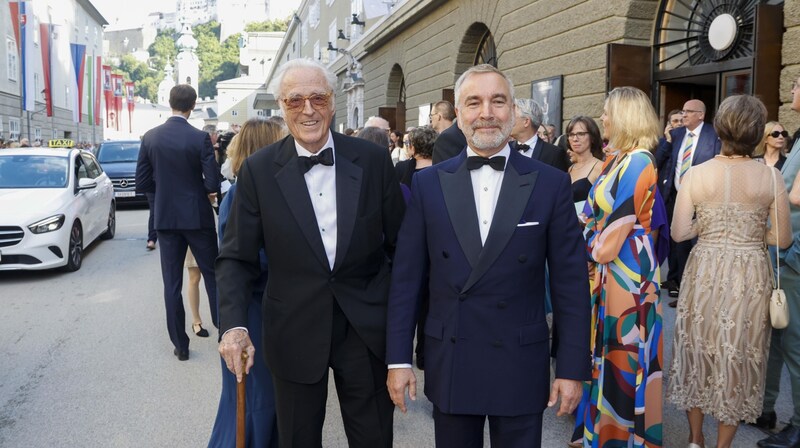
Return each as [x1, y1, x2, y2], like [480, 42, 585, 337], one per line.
[667, 96, 792, 448]
[580, 86, 663, 447]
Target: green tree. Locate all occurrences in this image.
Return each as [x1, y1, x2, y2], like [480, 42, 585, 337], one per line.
[112, 54, 164, 103]
[193, 21, 241, 98]
[244, 18, 290, 32]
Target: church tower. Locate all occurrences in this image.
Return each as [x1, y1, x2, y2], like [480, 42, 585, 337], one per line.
[175, 22, 200, 95]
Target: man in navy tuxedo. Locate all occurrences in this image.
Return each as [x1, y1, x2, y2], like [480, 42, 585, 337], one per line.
[386, 64, 591, 447]
[655, 99, 720, 304]
[136, 84, 220, 361]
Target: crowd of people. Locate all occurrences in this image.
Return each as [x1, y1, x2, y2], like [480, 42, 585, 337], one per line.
[132, 59, 800, 448]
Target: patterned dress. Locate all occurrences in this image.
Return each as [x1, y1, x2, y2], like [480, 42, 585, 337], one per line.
[580, 149, 663, 447]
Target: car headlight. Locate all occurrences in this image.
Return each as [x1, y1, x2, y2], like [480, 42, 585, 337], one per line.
[28, 214, 66, 234]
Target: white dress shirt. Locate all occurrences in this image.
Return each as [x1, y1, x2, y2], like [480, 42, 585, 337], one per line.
[468, 145, 510, 245]
[517, 135, 539, 159]
[296, 132, 338, 269]
[388, 144, 511, 369]
[674, 122, 703, 190]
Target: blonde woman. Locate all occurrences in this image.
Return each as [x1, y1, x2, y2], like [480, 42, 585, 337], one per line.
[580, 87, 663, 447]
[667, 96, 792, 448]
[754, 121, 789, 169]
[208, 117, 286, 448]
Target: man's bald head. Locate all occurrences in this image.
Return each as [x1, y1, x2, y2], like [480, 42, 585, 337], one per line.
[364, 116, 391, 131]
[681, 99, 706, 131]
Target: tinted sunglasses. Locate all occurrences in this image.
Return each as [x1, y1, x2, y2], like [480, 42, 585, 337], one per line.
[770, 130, 789, 138]
[281, 93, 332, 111]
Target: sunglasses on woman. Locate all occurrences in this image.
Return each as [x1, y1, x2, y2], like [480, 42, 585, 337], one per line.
[770, 130, 789, 138]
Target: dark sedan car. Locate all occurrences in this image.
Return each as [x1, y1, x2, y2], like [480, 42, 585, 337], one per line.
[95, 140, 147, 204]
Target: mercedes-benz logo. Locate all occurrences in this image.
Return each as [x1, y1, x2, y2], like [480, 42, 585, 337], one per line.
[119, 179, 129, 188]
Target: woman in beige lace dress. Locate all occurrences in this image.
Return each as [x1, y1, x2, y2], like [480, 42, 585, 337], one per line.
[667, 95, 792, 448]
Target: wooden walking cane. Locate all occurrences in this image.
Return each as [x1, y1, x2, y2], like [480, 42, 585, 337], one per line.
[237, 351, 248, 448]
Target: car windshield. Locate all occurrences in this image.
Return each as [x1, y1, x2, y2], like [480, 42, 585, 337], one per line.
[97, 142, 140, 163]
[0, 155, 69, 188]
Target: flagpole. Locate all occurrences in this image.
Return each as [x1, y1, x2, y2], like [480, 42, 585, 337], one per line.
[16, 3, 24, 141]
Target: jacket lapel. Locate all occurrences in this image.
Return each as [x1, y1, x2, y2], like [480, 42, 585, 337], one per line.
[439, 154, 481, 269]
[274, 137, 331, 271]
[332, 136, 362, 273]
[461, 154, 538, 293]
[532, 139, 544, 161]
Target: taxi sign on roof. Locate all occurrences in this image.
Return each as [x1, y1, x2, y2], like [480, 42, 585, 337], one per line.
[48, 139, 75, 148]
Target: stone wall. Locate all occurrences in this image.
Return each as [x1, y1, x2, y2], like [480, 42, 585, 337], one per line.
[782, 0, 800, 134]
[356, 0, 660, 130]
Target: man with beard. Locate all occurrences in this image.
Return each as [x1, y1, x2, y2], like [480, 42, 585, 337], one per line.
[386, 64, 591, 447]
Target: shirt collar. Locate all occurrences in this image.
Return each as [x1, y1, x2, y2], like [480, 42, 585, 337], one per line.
[686, 122, 704, 137]
[295, 131, 335, 160]
[171, 114, 188, 121]
[523, 135, 539, 148]
[466, 144, 511, 170]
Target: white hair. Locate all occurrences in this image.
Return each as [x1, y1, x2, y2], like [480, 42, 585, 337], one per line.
[454, 64, 515, 107]
[364, 116, 390, 129]
[269, 58, 337, 99]
[514, 99, 544, 129]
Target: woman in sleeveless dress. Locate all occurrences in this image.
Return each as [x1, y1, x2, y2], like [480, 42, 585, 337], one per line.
[567, 116, 604, 204]
[667, 96, 792, 447]
[581, 87, 663, 447]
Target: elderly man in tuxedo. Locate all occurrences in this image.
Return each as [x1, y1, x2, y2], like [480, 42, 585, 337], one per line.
[656, 99, 720, 305]
[510, 99, 569, 171]
[386, 64, 591, 448]
[216, 58, 405, 448]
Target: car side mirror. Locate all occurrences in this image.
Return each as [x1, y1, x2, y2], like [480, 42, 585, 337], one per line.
[77, 178, 97, 190]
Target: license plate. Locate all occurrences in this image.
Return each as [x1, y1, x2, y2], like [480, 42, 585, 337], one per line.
[115, 191, 136, 198]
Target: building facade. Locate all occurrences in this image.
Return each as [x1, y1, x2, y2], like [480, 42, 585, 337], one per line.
[265, 0, 796, 137]
[0, 0, 107, 145]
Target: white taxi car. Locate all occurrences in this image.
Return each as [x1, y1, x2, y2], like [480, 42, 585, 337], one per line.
[0, 148, 115, 271]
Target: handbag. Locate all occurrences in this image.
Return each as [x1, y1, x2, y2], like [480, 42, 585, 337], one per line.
[770, 168, 790, 329]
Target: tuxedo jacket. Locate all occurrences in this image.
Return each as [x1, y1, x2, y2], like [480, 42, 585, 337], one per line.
[512, 139, 569, 172]
[136, 116, 219, 230]
[386, 150, 591, 416]
[216, 133, 405, 384]
[657, 125, 721, 199]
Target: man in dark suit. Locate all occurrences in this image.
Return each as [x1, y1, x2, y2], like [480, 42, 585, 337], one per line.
[216, 59, 405, 448]
[386, 64, 590, 447]
[135, 84, 220, 361]
[432, 121, 467, 164]
[510, 98, 569, 171]
[657, 99, 720, 304]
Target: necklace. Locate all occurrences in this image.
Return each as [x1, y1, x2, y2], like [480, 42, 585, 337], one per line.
[715, 154, 748, 159]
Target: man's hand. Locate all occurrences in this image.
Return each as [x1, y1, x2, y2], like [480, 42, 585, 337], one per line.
[218, 329, 255, 383]
[548, 379, 582, 417]
[387, 368, 416, 413]
[664, 124, 673, 143]
[208, 192, 218, 205]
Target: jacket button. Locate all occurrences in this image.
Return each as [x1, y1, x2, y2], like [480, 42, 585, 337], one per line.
[492, 340, 503, 347]
[459, 293, 466, 301]
[450, 336, 456, 343]
[442, 251, 449, 258]
[518, 255, 527, 263]
[329, 277, 336, 283]
[497, 301, 507, 309]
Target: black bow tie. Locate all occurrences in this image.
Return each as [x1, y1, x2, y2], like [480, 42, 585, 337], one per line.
[516, 143, 530, 152]
[299, 147, 334, 173]
[466, 155, 506, 171]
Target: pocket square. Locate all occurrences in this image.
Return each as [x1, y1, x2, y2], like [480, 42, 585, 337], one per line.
[517, 222, 539, 227]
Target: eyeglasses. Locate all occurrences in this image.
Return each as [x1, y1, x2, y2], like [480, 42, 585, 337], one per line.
[680, 109, 702, 115]
[770, 130, 789, 138]
[568, 131, 589, 139]
[429, 113, 439, 120]
[281, 92, 332, 111]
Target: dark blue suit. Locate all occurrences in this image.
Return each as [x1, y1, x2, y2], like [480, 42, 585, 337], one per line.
[386, 150, 591, 446]
[656, 124, 720, 285]
[136, 115, 220, 353]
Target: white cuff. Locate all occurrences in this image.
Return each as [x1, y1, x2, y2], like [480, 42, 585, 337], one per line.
[387, 363, 413, 369]
[222, 326, 248, 337]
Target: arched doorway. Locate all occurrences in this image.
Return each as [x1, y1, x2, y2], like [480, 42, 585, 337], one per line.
[379, 64, 405, 131]
[445, 23, 498, 106]
[652, 0, 782, 119]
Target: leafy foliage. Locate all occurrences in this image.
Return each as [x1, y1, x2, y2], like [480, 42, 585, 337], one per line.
[244, 18, 290, 32]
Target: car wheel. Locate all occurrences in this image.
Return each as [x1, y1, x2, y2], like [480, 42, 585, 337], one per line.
[64, 222, 83, 272]
[100, 202, 116, 240]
